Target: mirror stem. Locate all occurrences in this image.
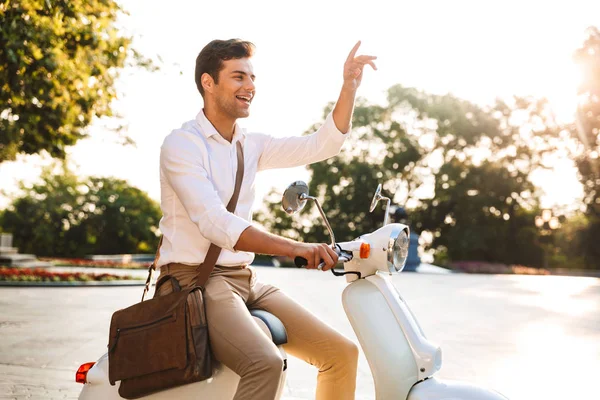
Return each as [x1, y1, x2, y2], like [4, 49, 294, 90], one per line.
[299, 193, 336, 247]
[383, 198, 391, 226]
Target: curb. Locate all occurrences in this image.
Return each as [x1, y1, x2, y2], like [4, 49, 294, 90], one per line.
[0, 279, 146, 287]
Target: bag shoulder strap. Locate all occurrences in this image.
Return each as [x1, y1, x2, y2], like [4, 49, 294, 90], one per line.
[142, 236, 163, 301]
[195, 140, 245, 287]
[142, 141, 245, 301]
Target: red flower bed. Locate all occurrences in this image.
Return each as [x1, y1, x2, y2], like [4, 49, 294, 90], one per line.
[450, 261, 550, 275]
[0, 267, 136, 282]
[39, 257, 150, 269]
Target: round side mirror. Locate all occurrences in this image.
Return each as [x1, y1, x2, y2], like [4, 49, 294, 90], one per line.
[369, 183, 382, 212]
[282, 181, 309, 215]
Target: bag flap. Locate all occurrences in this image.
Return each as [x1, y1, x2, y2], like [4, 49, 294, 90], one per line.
[108, 289, 193, 384]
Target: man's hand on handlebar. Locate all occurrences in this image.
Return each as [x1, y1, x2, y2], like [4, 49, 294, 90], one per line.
[293, 243, 339, 271]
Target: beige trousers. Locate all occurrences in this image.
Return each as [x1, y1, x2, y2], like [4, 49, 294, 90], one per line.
[156, 263, 358, 400]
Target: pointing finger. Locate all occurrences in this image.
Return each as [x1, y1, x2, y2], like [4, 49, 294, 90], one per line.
[346, 40, 361, 63]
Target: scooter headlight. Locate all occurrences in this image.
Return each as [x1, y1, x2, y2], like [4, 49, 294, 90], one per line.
[387, 227, 409, 273]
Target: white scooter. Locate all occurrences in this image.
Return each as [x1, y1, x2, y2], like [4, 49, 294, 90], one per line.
[76, 181, 509, 400]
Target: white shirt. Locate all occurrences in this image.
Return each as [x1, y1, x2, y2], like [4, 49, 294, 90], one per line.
[157, 110, 348, 267]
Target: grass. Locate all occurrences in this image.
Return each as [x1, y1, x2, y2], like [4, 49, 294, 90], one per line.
[39, 257, 150, 269]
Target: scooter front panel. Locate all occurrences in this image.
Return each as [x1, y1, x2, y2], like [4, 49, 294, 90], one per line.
[365, 274, 442, 381]
[342, 279, 419, 400]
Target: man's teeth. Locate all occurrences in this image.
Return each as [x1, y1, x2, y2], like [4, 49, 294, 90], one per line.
[236, 96, 251, 103]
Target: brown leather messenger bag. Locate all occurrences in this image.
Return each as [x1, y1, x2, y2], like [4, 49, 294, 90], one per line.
[107, 141, 245, 399]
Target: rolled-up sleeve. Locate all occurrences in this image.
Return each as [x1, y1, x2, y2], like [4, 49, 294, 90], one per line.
[257, 112, 348, 171]
[160, 133, 251, 251]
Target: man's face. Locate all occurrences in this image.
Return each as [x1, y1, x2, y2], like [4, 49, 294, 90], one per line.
[211, 58, 255, 119]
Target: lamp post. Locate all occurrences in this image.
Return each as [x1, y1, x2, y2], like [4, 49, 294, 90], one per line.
[535, 209, 560, 270]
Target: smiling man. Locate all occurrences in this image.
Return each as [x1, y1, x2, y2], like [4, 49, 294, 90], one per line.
[156, 39, 376, 400]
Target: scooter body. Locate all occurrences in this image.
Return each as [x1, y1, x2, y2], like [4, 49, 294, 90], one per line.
[339, 220, 507, 399]
[342, 271, 507, 400]
[342, 274, 435, 400]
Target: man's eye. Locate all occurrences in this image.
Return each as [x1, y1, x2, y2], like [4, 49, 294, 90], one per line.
[234, 76, 243, 80]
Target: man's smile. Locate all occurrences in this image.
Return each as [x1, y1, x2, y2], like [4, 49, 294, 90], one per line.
[236, 94, 253, 106]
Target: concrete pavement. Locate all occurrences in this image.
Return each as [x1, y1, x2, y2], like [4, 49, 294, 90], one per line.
[0, 268, 598, 400]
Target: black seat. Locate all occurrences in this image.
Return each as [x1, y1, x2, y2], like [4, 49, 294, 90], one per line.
[249, 309, 288, 346]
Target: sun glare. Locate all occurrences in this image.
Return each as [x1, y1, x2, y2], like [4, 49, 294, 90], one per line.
[495, 319, 600, 400]
[509, 275, 599, 316]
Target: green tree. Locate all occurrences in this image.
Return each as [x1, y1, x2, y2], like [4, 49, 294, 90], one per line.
[256, 97, 424, 244]
[256, 86, 553, 268]
[408, 94, 561, 268]
[0, 163, 161, 257]
[551, 213, 588, 270]
[0, 0, 153, 162]
[573, 26, 600, 267]
[413, 158, 544, 267]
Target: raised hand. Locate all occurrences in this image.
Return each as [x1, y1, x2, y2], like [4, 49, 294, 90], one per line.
[343, 40, 377, 91]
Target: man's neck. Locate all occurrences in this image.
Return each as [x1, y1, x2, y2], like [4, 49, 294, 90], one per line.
[203, 105, 236, 143]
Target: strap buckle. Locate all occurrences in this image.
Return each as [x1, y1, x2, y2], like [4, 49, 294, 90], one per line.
[141, 263, 155, 302]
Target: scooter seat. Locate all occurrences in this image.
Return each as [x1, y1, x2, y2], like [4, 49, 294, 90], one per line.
[249, 309, 288, 346]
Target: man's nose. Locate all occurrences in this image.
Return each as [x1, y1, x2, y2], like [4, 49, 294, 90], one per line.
[245, 78, 255, 92]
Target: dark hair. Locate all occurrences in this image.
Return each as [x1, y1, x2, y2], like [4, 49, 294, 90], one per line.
[194, 39, 255, 97]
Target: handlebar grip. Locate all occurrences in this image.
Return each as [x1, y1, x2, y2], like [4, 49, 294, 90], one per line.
[295, 257, 327, 269]
[294, 257, 308, 268]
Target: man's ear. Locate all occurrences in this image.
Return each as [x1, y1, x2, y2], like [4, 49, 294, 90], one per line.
[201, 73, 215, 94]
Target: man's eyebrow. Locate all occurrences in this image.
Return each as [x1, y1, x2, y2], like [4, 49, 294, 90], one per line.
[231, 70, 256, 79]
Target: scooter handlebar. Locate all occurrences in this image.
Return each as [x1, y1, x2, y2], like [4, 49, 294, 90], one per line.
[294, 256, 310, 268]
[294, 254, 351, 269]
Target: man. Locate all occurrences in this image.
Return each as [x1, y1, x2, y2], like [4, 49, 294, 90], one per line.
[156, 39, 377, 400]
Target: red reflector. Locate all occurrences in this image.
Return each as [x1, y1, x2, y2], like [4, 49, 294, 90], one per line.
[76, 362, 95, 384]
[360, 243, 371, 258]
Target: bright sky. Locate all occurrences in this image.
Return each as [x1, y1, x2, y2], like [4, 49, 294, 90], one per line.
[1, 0, 598, 211]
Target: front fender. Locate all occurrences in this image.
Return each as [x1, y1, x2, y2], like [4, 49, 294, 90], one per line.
[408, 377, 508, 400]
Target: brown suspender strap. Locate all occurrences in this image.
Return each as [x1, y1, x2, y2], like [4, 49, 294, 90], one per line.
[142, 141, 245, 301]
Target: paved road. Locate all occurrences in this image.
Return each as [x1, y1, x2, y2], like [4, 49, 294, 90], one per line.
[0, 268, 598, 400]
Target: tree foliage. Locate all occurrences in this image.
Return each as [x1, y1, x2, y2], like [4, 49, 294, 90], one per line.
[0, 0, 151, 162]
[572, 26, 600, 267]
[0, 164, 161, 257]
[256, 86, 558, 268]
[256, 99, 423, 244]
[573, 27, 600, 214]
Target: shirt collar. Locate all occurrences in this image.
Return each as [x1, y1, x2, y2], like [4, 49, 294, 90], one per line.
[195, 109, 246, 143]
